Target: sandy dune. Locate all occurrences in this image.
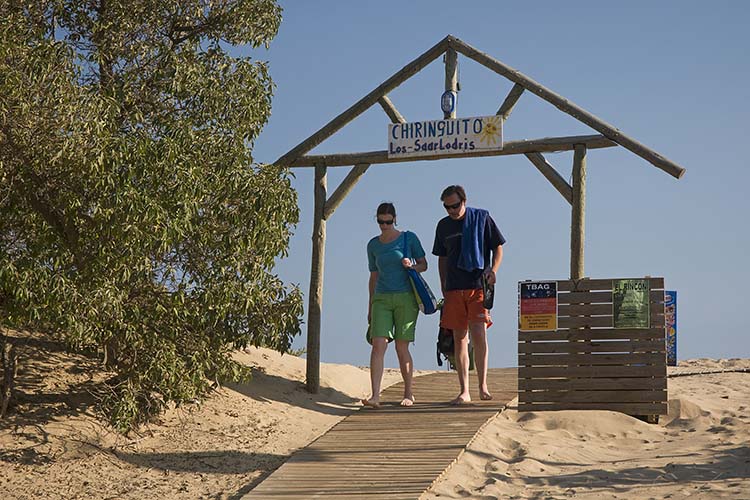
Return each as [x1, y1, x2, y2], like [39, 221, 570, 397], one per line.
[424, 359, 750, 500]
[2, 331, 749, 499]
[1, 334, 401, 499]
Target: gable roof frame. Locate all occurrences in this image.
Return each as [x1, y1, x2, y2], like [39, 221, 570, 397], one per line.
[276, 34, 685, 179]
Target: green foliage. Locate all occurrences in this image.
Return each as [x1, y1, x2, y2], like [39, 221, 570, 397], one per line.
[0, 0, 303, 431]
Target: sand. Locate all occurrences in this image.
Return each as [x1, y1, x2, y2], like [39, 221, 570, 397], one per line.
[0, 331, 402, 499]
[2, 330, 749, 499]
[423, 358, 750, 500]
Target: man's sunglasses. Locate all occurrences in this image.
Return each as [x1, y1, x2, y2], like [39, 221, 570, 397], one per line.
[377, 219, 395, 225]
[443, 201, 462, 210]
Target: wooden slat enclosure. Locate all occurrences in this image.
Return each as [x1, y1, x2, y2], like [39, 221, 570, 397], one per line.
[518, 277, 667, 415]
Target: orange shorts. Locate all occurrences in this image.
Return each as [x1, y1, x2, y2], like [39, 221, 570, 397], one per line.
[440, 289, 492, 332]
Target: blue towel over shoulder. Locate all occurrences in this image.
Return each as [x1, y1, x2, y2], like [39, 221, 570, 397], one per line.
[457, 207, 488, 272]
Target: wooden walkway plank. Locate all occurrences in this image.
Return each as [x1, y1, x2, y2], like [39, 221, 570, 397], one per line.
[242, 368, 517, 499]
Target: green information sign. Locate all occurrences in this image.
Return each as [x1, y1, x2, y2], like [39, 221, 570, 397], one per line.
[613, 279, 650, 328]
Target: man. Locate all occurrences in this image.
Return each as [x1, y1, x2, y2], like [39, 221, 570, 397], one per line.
[433, 185, 505, 405]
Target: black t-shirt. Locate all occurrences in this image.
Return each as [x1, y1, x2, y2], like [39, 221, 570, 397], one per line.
[432, 214, 506, 291]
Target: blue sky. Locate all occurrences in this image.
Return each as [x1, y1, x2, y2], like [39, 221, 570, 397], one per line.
[245, 1, 750, 370]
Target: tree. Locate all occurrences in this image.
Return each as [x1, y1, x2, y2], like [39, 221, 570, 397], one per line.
[0, 0, 302, 431]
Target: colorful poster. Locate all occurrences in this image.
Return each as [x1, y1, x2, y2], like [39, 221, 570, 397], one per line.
[613, 279, 650, 328]
[665, 290, 677, 366]
[519, 281, 557, 331]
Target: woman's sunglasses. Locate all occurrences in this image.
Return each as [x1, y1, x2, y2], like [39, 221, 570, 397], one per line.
[377, 218, 395, 225]
[443, 201, 462, 210]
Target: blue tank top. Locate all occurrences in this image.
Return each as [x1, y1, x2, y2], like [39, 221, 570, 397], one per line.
[367, 231, 426, 293]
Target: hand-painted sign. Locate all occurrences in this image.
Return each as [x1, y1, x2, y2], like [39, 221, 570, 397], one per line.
[665, 290, 677, 366]
[518, 281, 557, 331]
[387, 115, 503, 159]
[613, 279, 650, 328]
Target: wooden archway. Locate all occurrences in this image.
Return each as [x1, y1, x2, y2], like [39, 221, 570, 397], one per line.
[274, 35, 685, 393]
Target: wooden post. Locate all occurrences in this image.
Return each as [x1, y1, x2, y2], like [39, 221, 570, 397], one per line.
[570, 144, 587, 279]
[444, 48, 458, 119]
[307, 164, 327, 393]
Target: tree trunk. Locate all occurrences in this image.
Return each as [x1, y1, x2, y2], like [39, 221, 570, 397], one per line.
[1, 331, 18, 418]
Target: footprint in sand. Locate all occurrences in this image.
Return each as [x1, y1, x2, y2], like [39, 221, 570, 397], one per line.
[513, 458, 549, 476]
[485, 460, 511, 478]
[452, 484, 474, 498]
[515, 412, 538, 424]
[497, 437, 527, 463]
[707, 424, 733, 435]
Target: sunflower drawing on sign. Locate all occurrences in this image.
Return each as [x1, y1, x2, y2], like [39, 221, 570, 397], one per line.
[479, 116, 502, 146]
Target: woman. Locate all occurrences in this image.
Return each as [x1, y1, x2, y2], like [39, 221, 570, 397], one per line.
[362, 202, 427, 408]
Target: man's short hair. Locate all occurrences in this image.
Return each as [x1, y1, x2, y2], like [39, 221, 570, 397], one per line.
[440, 185, 466, 202]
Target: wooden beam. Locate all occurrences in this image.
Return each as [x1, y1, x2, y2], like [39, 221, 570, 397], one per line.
[323, 93, 407, 219]
[377, 96, 406, 124]
[524, 152, 572, 205]
[323, 164, 370, 220]
[570, 144, 587, 280]
[444, 48, 458, 119]
[448, 35, 686, 179]
[306, 164, 327, 393]
[275, 36, 451, 168]
[496, 83, 524, 120]
[290, 134, 616, 168]
[557, 276, 665, 291]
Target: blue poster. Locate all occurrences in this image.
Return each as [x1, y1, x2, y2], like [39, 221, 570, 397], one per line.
[665, 291, 677, 366]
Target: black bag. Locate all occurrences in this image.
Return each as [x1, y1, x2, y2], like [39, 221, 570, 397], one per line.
[482, 272, 495, 310]
[436, 299, 453, 367]
[436, 326, 454, 367]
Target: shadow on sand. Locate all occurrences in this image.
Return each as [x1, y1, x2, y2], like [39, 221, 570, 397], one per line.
[474, 445, 750, 494]
[224, 367, 360, 417]
[2, 333, 103, 426]
[115, 449, 289, 499]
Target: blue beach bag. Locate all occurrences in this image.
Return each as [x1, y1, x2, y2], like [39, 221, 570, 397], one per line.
[402, 231, 439, 315]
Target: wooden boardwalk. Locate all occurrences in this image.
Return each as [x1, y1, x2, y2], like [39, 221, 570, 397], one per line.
[242, 368, 517, 499]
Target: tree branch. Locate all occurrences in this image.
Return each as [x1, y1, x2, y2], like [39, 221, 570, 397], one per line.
[1, 125, 84, 267]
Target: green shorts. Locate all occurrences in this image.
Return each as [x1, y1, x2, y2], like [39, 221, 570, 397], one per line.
[370, 291, 419, 342]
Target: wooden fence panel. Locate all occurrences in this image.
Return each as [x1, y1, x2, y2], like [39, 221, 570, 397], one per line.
[518, 277, 667, 415]
[519, 364, 666, 379]
[519, 377, 666, 391]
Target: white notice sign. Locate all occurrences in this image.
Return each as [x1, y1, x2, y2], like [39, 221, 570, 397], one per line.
[388, 115, 503, 159]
